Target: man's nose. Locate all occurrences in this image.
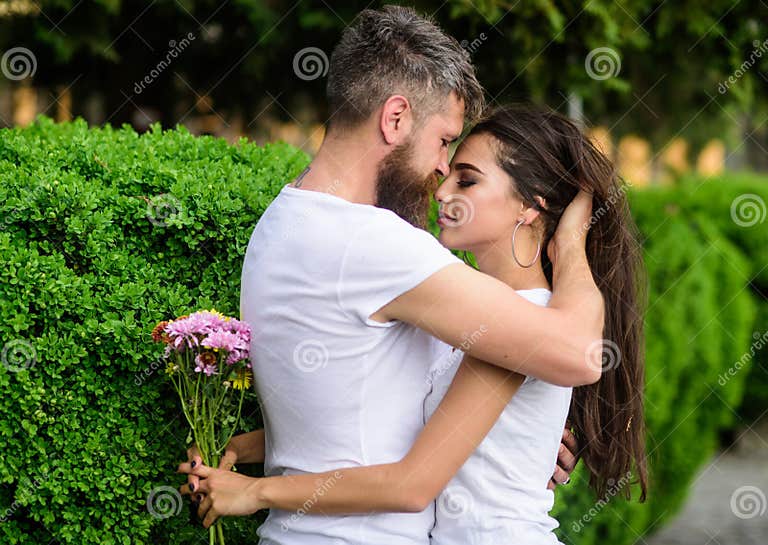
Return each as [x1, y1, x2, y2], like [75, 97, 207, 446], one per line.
[436, 149, 450, 178]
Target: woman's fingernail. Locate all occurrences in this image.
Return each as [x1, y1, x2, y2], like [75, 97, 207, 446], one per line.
[191, 461, 196, 468]
[197, 494, 203, 502]
[189, 482, 195, 492]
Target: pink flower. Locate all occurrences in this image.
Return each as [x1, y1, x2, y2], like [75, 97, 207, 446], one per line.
[226, 349, 247, 365]
[161, 310, 251, 366]
[227, 319, 251, 343]
[190, 310, 229, 333]
[202, 330, 248, 354]
[165, 318, 202, 350]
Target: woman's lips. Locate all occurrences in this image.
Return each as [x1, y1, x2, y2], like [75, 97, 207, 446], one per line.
[437, 212, 458, 227]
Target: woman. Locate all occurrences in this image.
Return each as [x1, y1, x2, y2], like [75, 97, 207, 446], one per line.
[179, 104, 648, 543]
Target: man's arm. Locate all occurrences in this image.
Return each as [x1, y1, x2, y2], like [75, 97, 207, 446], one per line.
[224, 429, 266, 465]
[377, 191, 604, 387]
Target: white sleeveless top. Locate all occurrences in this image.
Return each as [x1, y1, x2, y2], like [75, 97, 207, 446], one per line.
[424, 288, 572, 545]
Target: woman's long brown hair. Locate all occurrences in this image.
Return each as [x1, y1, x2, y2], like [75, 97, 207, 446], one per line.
[471, 104, 648, 501]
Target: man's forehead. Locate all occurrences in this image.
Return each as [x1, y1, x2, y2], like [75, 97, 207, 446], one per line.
[437, 94, 465, 136]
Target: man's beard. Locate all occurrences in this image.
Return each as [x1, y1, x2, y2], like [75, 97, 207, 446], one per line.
[375, 140, 439, 229]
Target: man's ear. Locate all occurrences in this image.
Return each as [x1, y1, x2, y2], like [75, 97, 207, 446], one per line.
[380, 95, 413, 145]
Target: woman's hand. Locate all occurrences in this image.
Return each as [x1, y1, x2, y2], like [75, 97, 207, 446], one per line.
[183, 443, 240, 501]
[177, 456, 263, 528]
[548, 189, 594, 264]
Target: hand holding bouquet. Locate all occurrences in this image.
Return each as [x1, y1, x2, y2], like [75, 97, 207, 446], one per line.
[152, 309, 252, 544]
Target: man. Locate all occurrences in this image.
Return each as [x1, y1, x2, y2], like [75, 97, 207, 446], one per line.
[180, 6, 602, 544]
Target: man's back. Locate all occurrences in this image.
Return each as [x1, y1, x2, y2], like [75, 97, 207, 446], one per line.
[240, 183, 462, 544]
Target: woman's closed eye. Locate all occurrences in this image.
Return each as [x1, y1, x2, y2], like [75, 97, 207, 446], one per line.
[457, 179, 476, 188]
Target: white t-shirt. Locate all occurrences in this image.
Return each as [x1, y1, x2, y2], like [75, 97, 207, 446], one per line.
[425, 288, 572, 545]
[240, 183, 463, 545]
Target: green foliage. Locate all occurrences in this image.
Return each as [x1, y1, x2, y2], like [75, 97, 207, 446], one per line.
[552, 176, 767, 544]
[673, 173, 768, 426]
[0, 116, 309, 544]
[5, 1, 767, 152]
[0, 119, 765, 544]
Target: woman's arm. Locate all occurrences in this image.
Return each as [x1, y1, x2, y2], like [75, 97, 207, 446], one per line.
[261, 355, 522, 513]
[179, 354, 524, 527]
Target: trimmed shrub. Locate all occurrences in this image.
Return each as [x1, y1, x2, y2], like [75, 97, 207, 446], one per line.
[0, 117, 308, 544]
[674, 175, 768, 425]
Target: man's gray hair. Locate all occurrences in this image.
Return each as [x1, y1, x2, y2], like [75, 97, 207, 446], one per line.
[326, 5, 485, 129]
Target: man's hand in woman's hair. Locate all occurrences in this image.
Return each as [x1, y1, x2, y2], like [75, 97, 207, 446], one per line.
[548, 426, 579, 489]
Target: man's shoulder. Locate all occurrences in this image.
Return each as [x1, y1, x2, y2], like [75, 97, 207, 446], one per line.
[349, 211, 442, 247]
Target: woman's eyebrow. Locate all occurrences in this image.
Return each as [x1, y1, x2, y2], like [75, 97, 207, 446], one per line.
[453, 162, 485, 175]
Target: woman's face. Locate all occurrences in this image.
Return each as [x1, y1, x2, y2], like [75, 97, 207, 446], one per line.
[434, 132, 525, 252]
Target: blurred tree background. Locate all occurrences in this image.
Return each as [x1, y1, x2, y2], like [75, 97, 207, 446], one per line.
[1, 0, 767, 172]
[0, 2, 767, 544]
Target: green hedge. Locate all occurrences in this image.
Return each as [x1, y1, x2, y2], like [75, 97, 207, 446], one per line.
[0, 117, 308, 544]
[552, 175, 767, 543]
[0, 118, 765, 545]
[676, 175, 768, 426]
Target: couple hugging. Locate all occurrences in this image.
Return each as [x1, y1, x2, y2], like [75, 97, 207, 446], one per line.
[178, 5, 648, 544]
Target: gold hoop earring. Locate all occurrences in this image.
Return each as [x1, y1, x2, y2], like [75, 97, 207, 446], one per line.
[512, 219, 541, 268]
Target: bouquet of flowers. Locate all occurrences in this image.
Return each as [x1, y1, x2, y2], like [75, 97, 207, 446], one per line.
[152, 309, 252, 544]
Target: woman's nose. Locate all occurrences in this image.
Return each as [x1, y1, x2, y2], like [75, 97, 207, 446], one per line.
[434, 182, 447, 203]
